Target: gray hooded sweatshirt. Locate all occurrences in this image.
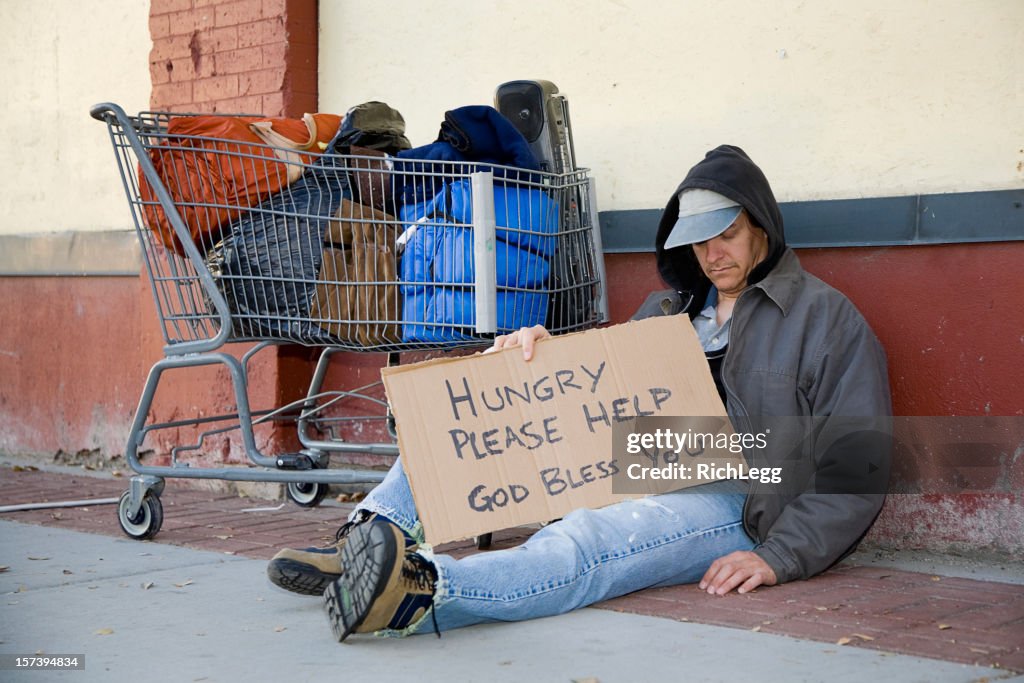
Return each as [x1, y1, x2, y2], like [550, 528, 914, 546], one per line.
[635, 145, 893, 583]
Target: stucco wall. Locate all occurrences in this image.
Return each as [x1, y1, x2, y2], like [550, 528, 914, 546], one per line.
[0, 0, 151, 235]
[319, 0, 1023, 210]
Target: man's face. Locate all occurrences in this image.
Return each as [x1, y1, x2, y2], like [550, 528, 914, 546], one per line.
[691, 211, 769, 298]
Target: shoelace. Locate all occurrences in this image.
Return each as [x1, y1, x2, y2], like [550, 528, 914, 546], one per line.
[334, 509, 374, 543]
[401, 553, 437, 593]
[402, 553, 441, 638]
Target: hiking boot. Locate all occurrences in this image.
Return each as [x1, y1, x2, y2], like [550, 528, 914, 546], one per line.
[266, 510, 387, 596]
[322, 518, 437, 641]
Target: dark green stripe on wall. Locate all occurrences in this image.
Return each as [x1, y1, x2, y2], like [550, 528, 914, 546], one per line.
[598, 189, 1024, 253]
[1, 190, 1021, 276]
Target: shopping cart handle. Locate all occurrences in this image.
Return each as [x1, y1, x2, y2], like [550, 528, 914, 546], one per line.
[90, 102, 124, 122]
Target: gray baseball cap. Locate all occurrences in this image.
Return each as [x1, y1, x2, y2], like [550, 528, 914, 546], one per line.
[663, 188, 742, 249]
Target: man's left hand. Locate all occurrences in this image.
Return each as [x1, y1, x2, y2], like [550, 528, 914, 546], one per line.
[699, 551, 777, 596]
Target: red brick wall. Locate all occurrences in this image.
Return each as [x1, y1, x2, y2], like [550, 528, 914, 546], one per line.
[148, 0, 317, 117]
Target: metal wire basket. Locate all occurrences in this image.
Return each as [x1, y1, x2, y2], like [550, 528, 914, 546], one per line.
[91, 102, 608, 539]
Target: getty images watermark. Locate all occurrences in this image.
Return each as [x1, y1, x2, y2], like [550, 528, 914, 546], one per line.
[612, 415, 1024, 496]
[611, 416, 784, 495]
[622, 425, 781, 484]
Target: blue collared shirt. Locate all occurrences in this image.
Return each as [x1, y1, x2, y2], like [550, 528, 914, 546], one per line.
[692, 287, 731, 353]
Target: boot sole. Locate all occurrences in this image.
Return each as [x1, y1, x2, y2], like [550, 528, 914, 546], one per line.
[267, 558, 340, 596]
[323, 522, 397, 642]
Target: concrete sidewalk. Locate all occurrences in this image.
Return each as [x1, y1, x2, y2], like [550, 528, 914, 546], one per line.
[1, 464, 1022, 682]
[2, 521, 1017, 683]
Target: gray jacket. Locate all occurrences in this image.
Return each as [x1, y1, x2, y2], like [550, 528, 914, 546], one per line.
[634, 249, 892, 583]
[643, 145, 892, 583]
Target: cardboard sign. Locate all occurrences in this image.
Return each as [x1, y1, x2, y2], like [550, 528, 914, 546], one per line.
[381, 316, 747, 545]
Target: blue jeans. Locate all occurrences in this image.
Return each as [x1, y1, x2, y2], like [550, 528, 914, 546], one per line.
[355, 457, 753, 635]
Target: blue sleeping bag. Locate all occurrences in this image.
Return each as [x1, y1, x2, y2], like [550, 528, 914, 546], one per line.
[399, 179, 557, 343]
[401, 288, 550, 343]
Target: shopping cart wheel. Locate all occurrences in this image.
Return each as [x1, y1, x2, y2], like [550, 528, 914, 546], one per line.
[116, 490, 164, 540]
[286, 481, 329, 508]
[475, 533, 493, 550]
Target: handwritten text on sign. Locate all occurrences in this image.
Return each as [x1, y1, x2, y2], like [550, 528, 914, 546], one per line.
[381, 317, 730, 545]
[444, 361, 672, 460]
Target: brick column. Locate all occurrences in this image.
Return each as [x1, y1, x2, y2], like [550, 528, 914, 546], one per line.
[144, 0, 320, 470]
[148, 0, 317, 117]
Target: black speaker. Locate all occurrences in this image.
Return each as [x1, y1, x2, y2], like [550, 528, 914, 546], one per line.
[495, 80, 573, 174]
[495, 80, 599, 333]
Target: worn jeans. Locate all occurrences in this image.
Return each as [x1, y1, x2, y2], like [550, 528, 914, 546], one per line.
[355, 457, 753, 635]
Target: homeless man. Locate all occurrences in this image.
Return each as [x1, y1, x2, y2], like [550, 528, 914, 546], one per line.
[266, 144, 893, 641]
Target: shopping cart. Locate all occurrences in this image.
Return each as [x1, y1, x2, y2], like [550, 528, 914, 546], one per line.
[91, 102, 608, 541]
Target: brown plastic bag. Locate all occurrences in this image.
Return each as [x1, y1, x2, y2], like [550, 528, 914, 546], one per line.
[311, 199, 401, 346]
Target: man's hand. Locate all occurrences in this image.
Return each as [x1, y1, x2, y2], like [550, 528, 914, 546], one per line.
[484, 325, 550, 361]
[700, 551, 777, 596]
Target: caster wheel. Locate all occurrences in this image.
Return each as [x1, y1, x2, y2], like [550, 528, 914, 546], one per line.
[475, 532, 493, 550]
[286, 481, 329, 508]
[117, 490, 163, 540]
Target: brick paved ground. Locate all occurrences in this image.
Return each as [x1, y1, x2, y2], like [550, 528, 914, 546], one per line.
[1, 464, 1021, 673]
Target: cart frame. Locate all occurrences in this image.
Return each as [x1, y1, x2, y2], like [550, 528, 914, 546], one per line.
[91, 101, 608, 539]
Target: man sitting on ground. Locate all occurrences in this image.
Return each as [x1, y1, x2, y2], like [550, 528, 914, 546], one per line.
[268, 144, 892, 641]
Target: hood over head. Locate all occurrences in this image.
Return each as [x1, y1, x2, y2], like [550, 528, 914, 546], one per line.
[655, 145, 786, 313]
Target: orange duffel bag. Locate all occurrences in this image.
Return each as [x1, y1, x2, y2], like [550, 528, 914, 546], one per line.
[139, 113, 342, 255]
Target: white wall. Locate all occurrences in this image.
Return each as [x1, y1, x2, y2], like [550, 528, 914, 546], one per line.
[319, 0, 1023, 210]
[0, 0, 151, 234]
